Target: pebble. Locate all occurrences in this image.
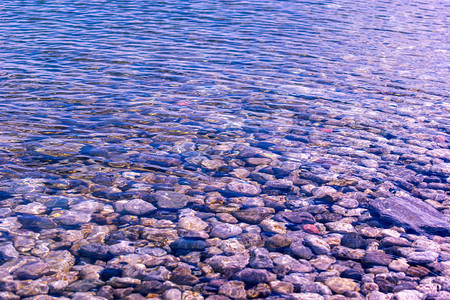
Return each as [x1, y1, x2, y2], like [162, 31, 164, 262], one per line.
[210, 223, 242, 239]
[362, 251, 393, 266]
[407, 251, 439, 264]
[250, 247, 274, 269]
[234, 268, 276, 284]
[304, 235, 331, 255]
[324, 277, 359, 294]
[218, 281, 246, 299]
[154, 191, 188, 209]
[115, 199, 156, 215]
[226, 181, 261, 197]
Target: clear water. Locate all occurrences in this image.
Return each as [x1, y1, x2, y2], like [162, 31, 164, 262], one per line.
[0, 0, 449, 238]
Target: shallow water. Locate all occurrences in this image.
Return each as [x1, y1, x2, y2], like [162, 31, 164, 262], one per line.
[0, 0, 449, 298]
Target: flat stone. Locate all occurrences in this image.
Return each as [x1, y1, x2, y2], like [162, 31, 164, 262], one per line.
[210, 223, 242, 239]
[154, 191, 188, 209]
[226, 181, 261, 197]
[250, 248, 274, 269]
[290, 241, 314, 259]
[14, 261, 50, 280]
[218, 281, 246, 299]
[324, 277, 359, 294]
[234, 268, 276, 284]
[362, 251, 393, 266]
[116, 199, 156, 215]
[341, 232, 367, 249]
[370, 196, 450, 236]
[304, 235, 331, 255]
[407, 251, 439, 264]
[232, 207, 274, 224]
[394, 290, 423, 300]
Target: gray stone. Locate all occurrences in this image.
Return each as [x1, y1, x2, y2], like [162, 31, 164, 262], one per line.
[304, 235, 330, 255]
[226, 181, 261, 196]
[122, 199, 156, 215]
[154, 191, 188, 209]
[407, 251, 439, 264]
[362, 251, 393, 266]
[232, 207, 274, 224]
[290, 241, 314, 259]
[0, 243, 19, 260]
[370, 197, 450, 236]
[210, 223, 242, 239]
[14, 261, 50, 280]
[234, 268, 276, 284]
[250, 248, 274, 269]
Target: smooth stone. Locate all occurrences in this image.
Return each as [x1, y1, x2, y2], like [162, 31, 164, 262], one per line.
[226, 181, 261, 197]
[17, 215, 57, 229]
[312, 186, 339, 202]
[362, 251, 393, 266]
[394, 290, 423, 300]
[116, 199, 156, 215]
[370, 196, 450, 236]
[210, 223, 242, 239]
[260, 219, 287, 234]
[407, 251, 439, 264]
[0, 243, 19, 260]
[273, 255, 313, 273]
[250, 247, 274, 269]
[53, 210, 91, 225]
[310, 255, 335, 271]
[277, 211, 315, 224]
[79, 243, 112, 260]
[325, 277, 359, 294]
[234, 268, 276, 284]
[163, 288, 182, 300]
[14, 202, 47, 215]
[170, 238, 208, 250]
[341, 232, 366, 249]
[232, 207, 274, 224]
[290, 241, 314, 259]
[301, 282, 332, 296]
[270, 280, 294, 295]
[218, 281, 246, 299]
[341, 268, 364, 281]
[388, 258, 409, 272]
[304, 235, 331, 255]
[367, 291, 390, 300]
[331, 246, 366, 260]
[13, 261, 50, 280]
[154, 191, 188, 209]
[380, 236, 411, 247]
[326, 221, 356, 233]
[178, 216, 208, 231]
[287, 293, 324, 300]
[206, 255, 249, 273]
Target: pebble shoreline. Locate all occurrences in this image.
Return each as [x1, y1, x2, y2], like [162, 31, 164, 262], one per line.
[0, 136, 449, 300]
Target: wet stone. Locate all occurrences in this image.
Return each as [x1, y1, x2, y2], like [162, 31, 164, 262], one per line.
[290, 241, 314, 259]
[79, 243, 113, 260]
[276, 211, 315, 224]
[13, 261, 51, 280]
[210, 223, 242, 239]
[226, 181, 261, 197]
[17, 215, 57, 230]
[234, 268, 276, 285]
[304, 235, 331, 255]
[250, 247, 274, 269]
[407, 251, 439, 264]
[115, 199, 156, 215]
[154, 191, 188, 209]
[325, 277, 359, 294]
[232, 207, 274, 224]
[362, 251, 393, 266]
[218, 281, 246, 299]
[0, 243, 19, 260]
[170, 238, 208, 250]
[341, 232, 367, 249]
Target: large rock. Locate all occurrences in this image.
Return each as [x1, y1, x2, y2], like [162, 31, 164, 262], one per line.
[370, 197, 450, 236]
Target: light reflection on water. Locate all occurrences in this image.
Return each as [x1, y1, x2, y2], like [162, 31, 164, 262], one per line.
[0, 0, 448, 203]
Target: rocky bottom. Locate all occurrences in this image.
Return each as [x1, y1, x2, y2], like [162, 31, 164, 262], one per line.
[0, 176, 449, 300]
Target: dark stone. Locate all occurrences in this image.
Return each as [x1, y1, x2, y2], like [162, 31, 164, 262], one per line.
[265, 234, 292, 250]
[362, 251, 393, 266]
[341, 268, 364, 281]
[232, 207, 274, 224]
[170, 238, 208, 250]
[17, 215, 57, 229]
[341, 233, 366, 249]
[142, 154, 182, 167]
[66, 279, 104, 292]
[135, 281, 164, 294]
[392, 281, 418, 292]
[97, 285, 114, 300]
[234, 268, 276, 285]
[370, 197, 450, 236]
[250, 248, 274, 269]
[100, 268, 123, 281]
[0, 280, 19, 292]
[14, 261, 51, 280]
[276, 211, 315, 224]
[290, 241, 314, 260]
[79, 243, 113, 260]
[315, 212, 342, 223]
[113, 287, 134, 298]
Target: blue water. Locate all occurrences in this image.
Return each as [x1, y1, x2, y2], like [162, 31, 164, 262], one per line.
[0, 0, 449, 296]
